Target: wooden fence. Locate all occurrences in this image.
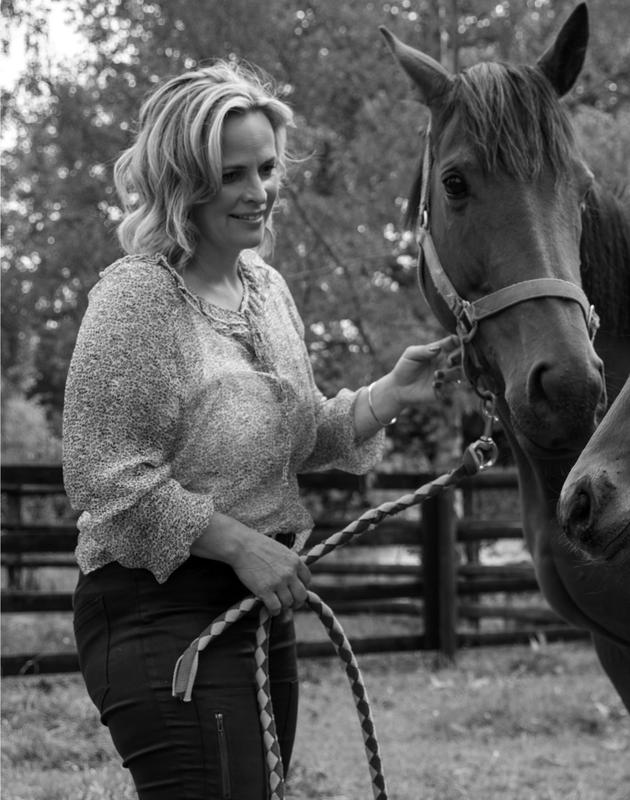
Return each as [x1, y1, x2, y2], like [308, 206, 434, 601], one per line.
[1, 464, 587, 676]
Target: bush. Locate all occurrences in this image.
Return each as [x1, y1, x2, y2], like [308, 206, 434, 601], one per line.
[1, 391, 62, 464]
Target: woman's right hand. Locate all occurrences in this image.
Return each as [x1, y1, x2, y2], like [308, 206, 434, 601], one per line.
[230, 533, 311, 616]
[190, 513, 311, 616]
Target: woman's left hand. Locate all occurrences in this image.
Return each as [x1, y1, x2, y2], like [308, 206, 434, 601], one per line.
[354, 334, 461, 437]
[389, 334, 460, 407]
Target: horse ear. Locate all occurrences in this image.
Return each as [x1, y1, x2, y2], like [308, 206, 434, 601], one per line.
[537, 3, 589, 97]
[380, 26, 453, 106]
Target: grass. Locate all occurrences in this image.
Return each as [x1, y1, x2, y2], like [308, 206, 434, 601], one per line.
[2, 479, 626, 797]
[2, 640, 629, 800]
[288, 642, 629, 800]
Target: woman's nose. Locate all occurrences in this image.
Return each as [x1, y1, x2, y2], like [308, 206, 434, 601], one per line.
[244, 173, 266, 203]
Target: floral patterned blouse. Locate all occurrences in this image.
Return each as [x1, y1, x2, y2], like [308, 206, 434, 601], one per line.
[62, 250, 385, 582]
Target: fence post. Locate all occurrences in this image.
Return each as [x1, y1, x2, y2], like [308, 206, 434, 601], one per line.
[422, 488, 457, 659]
[4, 486, 24, 590]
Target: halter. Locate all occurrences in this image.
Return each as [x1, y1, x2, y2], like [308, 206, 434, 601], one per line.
[415, 123, 600, 392]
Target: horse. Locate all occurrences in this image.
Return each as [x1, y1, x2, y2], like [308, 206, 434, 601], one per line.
[381, 2, 630, 711]
[558, 374, 630, 562]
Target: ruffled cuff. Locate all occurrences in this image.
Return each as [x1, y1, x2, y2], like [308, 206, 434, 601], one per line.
[77, 482, 215, 583]
[301, 388, 386, 474]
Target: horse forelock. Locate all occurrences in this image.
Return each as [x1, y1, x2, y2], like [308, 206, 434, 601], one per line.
[443, 62, 577, 179]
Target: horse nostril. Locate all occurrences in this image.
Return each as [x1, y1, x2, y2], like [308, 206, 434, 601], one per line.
[526, 361, 556, 407]
[525, 356, 604, 436]
[566, 490, 592, 537]
[559, 473, 600, 544]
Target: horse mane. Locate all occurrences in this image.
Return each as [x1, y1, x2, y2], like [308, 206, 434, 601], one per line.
[580, 184, 630, 335]
[404, 60, 630, 336]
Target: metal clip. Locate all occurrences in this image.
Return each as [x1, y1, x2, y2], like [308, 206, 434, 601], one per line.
[481, 396, 497, 439]
[464, 396, 499, 472]
[468, 437, 499, 471]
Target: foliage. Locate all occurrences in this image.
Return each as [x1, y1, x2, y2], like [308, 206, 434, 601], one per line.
[1, 386, 62, 463]
[573, 105, 630, 191]
[2, 0, 630, 458]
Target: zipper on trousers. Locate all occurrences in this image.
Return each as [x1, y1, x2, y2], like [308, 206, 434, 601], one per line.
[215, 712, 232, 799]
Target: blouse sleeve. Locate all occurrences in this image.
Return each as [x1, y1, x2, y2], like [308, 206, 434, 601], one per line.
[62, 261, 215, 582]
[299, 386, 386, 473]
[269, 267, 386, 474]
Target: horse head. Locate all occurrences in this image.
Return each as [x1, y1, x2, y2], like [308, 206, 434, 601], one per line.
[382, 3, 606, 457]
[558, 375, 630, 564]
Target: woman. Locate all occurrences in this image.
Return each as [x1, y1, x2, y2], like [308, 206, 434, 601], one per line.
[63, 60, 456, 799]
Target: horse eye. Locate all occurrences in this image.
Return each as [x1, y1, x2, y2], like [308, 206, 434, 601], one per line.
[443, 174, 468, 199]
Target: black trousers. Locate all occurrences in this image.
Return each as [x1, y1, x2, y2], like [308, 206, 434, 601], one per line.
[73, 555, 299, 799]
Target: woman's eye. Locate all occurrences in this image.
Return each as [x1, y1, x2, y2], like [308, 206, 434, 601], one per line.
[222, 170, 239, 184]
[260, 163, 276, 179]
[443, 174, 468, 199]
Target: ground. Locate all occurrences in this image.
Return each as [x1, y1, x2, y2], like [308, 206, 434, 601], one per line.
[2, 639, 629, 800]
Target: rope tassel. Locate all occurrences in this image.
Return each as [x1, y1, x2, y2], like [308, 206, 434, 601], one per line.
[171, 639, 200, 702]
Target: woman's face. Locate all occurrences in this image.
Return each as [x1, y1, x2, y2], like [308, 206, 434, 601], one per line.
[192, 110, 281, 264]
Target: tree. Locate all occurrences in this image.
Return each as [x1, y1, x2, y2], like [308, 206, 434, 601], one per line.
[3, 0, 445, 407]
[3, 0, 629, 464]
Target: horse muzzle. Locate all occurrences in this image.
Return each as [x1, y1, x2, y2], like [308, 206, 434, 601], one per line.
[499, 338, 604, 453]
[558, 471, 630, 560]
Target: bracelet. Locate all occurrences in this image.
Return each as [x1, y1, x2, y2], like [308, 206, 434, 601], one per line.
[367, 382, 397, 427]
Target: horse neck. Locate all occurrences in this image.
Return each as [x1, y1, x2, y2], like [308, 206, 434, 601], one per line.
[580, 182, 630, 338]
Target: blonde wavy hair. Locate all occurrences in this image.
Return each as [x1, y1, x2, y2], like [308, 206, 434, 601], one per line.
[113, 60, 294, 269]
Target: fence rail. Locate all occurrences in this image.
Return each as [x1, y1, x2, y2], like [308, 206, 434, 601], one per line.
[1, 464, 586, 676]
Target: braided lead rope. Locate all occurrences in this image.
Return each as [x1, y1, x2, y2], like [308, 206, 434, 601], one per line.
[253, 593, 388, 800]
[254, 605, 285, 798]
[300, 461, 471, 569]
[172, 457, 476, 701]
[172, 442, 496, 796]
[305, 589, 388, 800]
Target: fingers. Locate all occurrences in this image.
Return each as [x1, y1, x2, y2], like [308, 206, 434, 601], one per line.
[434, 365, 463, 383]
[433, 334, 460, 353]
[276, 567, 310, 612]
[260, 591, 283, 617]
[289, 573, 309, 608]
[244, 545, 311, 617]
[404, 334, 459, 363]
[297, 560, 312, 587]
[283, 577, 310, 610]
[261, 579, 309, 616]
[274, 585, 296, 612]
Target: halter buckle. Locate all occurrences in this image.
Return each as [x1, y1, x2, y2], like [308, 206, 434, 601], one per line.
[455, 300, 477, 342]
[587, 304, 600, 341]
